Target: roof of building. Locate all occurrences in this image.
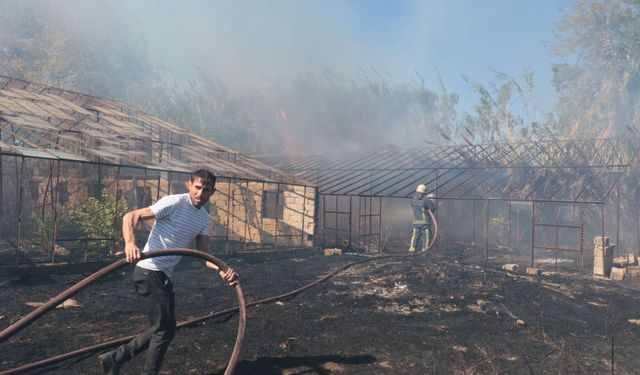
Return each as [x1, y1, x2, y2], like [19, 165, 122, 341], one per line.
[0, 75, 310, 185]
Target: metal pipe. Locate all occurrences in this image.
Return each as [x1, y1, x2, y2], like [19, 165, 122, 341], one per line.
[348, 196, 352, 249]
[15, 156, 25, 264]
[580, 203, 584, 273]
[301, 186, 306, 247]
[50, 160, 60, 263]
[531, 202, 536, 267]
[485, 200, 490, 266]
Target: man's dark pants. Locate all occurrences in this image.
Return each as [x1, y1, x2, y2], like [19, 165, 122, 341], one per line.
[105, 266, 176, 375]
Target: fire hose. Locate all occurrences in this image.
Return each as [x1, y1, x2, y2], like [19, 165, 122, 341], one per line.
[0, 210, 436, 374]
[0, 249, 246, 375]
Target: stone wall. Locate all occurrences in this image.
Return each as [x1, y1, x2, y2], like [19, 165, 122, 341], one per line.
[210, 181, 316, 248]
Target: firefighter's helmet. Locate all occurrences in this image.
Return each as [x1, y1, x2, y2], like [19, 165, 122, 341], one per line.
[416, 184, 426, 193]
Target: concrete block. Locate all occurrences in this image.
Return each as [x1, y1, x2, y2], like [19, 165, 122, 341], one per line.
[628, 254, 637, 265]
[502, 264, 519, 272]
[593, 265, 610, 277]
[526, 267, 541, 276]
[594, 236, 609, 246]
[610, 267, 626, 280]
[594, 245, 615, 259]
[593, 258, 612, 267]
[324, 248, 342, 256]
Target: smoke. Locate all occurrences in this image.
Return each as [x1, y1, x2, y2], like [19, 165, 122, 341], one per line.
[109, 0, 448, 84]
[0, 0, 563, 154]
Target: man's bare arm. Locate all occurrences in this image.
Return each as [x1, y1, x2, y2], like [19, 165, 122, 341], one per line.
[122, 207, 156, 263]
[198, 234, 238, 284]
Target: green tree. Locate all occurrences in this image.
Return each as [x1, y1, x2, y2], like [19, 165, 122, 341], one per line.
[552, 0, 640, 137]
[454, 70, 553, 144]
[0, 0, 159, 101]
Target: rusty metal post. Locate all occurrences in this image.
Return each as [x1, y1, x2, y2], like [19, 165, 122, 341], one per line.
[472, 200, 477, 246]
[616, 183, 620, 252]
[15, 156, 25, 265]
[378, 196, 383, 252]
[322, 194, 326, 248]
[51, 160, 61, 263]
[348, 195, 353, 249]
[516, 207, 520, 249]
[112, 166, 121, 255]
[243, 180, 248, 252]
[334, 195, 339, 247]
[601, 204, 605, 256]
[274, 183, 280, 251]
[142, 169, 148, 206]
[485, 200, 490, 265]
[580, 203, 584, 273]
[531, 201, 536, 268]
[273, 182, 284, 250]
[155, 172, 161, 201]
[508, 200, 512, 249]
[368, 197, 373, 252]
[301, 186, 306, 247]
[555, 202, 559, 269]
[0, 132, 3, 241]
[231, 182, 236, 251]
[259, 181, 265, 250]
[435, 169, 440, 249]
[225, 180, 232, 253]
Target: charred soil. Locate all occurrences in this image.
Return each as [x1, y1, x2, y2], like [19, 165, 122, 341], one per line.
[2, 245, 640, 374]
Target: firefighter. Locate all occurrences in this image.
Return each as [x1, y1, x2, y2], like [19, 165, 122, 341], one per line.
[409, 184, 436, 253]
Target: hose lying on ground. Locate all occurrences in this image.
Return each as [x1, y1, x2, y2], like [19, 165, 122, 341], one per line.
[0, 249, 246, 375]
[0, 210, 437, 374]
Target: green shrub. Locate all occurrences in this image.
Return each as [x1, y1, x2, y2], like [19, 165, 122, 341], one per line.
[69, 189, 128, 254]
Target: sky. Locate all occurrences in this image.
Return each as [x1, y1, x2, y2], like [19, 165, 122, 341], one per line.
[108, 0, 568, 123]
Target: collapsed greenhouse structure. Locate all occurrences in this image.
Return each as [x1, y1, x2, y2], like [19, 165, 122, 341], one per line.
[1, 73, 639, 276]
[3, 77, 640, 374]
[0, 75, 316, 265]
[261, 138, 638, 273]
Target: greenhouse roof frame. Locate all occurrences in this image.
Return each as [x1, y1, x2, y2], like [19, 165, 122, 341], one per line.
[0, 75, 310, 185]
[257, 138, 636, 204]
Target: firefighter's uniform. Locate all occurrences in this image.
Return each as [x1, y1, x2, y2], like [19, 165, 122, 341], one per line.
[409, 185, 436, 253]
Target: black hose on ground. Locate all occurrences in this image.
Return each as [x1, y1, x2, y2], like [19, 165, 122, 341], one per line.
[0, 211, 438, 374]
[0, 249, 246, 375]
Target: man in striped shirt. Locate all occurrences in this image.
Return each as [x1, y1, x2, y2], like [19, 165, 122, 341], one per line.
[98, 169, 237, 375]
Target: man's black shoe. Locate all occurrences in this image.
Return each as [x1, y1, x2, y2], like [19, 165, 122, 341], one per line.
[98, 352, 121, 375]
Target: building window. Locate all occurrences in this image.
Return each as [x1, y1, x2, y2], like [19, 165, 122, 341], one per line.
[262, 190, 284, 219]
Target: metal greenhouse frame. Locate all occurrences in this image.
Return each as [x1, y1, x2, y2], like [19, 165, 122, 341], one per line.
[259, 137, 637, 273]
[0, 75, 317, 265]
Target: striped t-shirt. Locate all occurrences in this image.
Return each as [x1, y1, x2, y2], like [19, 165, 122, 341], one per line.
[136, 193, 210, 278]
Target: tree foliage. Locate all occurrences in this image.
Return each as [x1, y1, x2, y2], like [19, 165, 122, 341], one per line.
[443, 69, 555, 144]
[0, 0, 158, 101]
[69, 189, 128, 252]
[552, 0, 640, 137]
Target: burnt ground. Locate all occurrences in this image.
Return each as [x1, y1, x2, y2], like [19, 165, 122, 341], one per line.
[2, 244, 640, 375]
